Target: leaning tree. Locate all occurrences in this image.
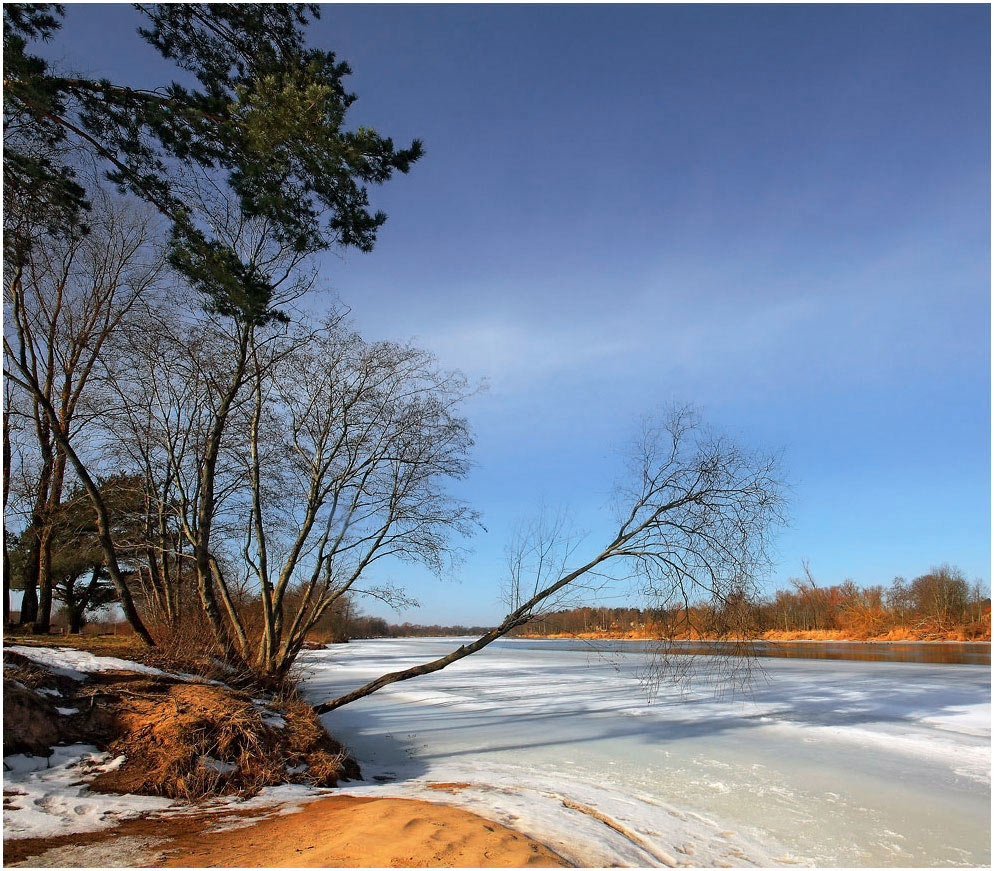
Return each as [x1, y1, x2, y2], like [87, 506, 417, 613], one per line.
[315, 406, 787, 713]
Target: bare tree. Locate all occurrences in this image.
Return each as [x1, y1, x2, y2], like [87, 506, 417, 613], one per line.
[315, 406, 787, 713]
[96, 185, 320, 659]
[104, 294, 478, 674]
[3, 192, 164, 640]
[101, 297, 252, 649]
[170, 199, 316, 662]
[243, 318, 478, 675]
[3, 379, 13, 626]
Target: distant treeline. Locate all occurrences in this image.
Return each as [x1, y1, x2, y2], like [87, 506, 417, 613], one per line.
[513, 564, 991, 641]
[310, 564, 991, 643]
[309, 611, 495, 642]
[353, 618, 495, 638]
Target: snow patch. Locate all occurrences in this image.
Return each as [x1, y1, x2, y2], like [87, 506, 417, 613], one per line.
[203, 756, 237, 774]
[7, 645, 172, 681]
[2, 745, 175, 839]
[3, 747, 328, 841]
[5, 644, 223, 686]
[251, 700, 286, 728]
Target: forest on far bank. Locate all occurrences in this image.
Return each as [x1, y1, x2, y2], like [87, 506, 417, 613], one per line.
[308, 563, 990, 643]
[513, 564, 991, 642]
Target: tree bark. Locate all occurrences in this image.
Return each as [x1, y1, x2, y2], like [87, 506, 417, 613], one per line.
[34, 525, 54, 633]
[3, 404, 10, 627]
[191, 325, 251, 662]
[36, 448, 70, 633]
[19, 524, 40, 626]
[313, 543, 619, 714]
[20, 436, 51, 628]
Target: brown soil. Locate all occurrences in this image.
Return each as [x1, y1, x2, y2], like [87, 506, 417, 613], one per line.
[3, 651, 119, 754]
[3, 796, 569, 868]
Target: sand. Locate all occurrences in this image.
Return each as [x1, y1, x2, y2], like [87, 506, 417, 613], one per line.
[4, 795, 569, 868]
[161, 795, 568, 868]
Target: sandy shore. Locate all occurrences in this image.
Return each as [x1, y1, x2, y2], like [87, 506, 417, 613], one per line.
[163, 795, 569, 868]
[4, 795, 570, 868]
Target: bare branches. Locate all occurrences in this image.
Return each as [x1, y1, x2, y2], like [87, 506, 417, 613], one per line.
[4, 191, 164, 638]
[242, 317, 480, 674]
[502, 507, 591, 614]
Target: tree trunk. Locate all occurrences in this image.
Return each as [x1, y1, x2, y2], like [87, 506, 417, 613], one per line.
[3, 405, 10, 627]
[2, 536, 9, 628]
[191, 326, 251, 663]
[19, 528, 40, 626]
[19, 578, 39, 625]
[33, 525, 54, 633]
[313, 623, 524, 714]
[314, 525, 641, 714]
[35, 449, 69, 633]
[20, 459, 51, 629]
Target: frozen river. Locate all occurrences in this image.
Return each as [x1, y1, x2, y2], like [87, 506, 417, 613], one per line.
[302, 637, 990, 867]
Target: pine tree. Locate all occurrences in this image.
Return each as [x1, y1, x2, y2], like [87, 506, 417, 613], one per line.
[4, 3, 423, 320]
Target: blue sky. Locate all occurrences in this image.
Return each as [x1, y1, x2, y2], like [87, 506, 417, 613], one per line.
[47, 4, 990, 624]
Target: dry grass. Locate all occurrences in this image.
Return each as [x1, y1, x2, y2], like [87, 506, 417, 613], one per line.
[83, 677, 360, 801]
[5, 632, 142, 654]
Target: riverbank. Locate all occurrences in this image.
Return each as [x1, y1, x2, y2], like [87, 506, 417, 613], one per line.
[517, 635, 991, 664]
[521, 628, 991, 642]
[4, 795, 568, 868]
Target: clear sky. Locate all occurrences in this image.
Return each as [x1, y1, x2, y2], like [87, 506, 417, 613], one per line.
[44, 4, 990, 624]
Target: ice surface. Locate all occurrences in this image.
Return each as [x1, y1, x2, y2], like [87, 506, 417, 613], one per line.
[3, 637, 987, 865]
[301, 637, 991, 868]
